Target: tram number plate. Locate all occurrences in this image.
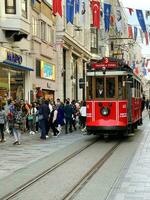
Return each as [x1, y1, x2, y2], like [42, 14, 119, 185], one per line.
[120, 113, 127, 118]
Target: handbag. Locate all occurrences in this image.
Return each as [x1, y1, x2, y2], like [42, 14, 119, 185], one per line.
[28, 115, 33, 121]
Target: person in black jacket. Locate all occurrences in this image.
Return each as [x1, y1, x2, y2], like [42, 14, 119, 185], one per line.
[64, 100, 74, 134]
[38, 100, 50, 140]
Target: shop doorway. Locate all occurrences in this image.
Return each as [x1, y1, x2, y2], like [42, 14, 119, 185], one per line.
[42, 89, 55, 101]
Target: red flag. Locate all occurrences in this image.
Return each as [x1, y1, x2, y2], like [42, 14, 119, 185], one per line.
[134, 67, 139, 75]
[145, 32, 149, 45]
[110, 15, 115, 26]
[52, 0, 62, 17]
[128, 25, 133, 38]
[91, 1, 100, 29]
[127, 8, 134, 15]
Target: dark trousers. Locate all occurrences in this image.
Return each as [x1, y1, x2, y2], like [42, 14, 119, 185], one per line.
[36, 122, 39, 132]
[39, 119, 46, 139]
[0, 124, 4, 140]
[45, 119, 49, 135]
[80, 116, 86, 128]
[51, 121, 59, 136]
[65, 118, 72, 133]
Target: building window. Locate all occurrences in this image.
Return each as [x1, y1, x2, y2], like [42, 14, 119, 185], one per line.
[47, 25, 55, 44]
[41, 21, 46, 41]
[91, 27, 98, 54]
[32, 16, 39, 37]
[21, 0, 27, 18]
[47, 25, 51, 44]
[36, 59, 41, 77]
[5, 0, 16, 14]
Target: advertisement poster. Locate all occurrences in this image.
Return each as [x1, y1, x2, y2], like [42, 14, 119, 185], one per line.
[40, 61, 55, 80]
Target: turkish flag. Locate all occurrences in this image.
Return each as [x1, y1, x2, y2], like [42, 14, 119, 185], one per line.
[52, 0, 62, 17]
[91, 1, 100, 29]
[128, 25, 133, 38]
[128, 8, 134, 15]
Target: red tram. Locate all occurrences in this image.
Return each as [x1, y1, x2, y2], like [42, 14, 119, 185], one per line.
[86, 57, 142, 137]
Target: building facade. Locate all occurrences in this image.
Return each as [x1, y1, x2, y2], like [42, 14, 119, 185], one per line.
[30, 0, 57, 102]
[0, 0, 32, 102]
[55, 0, 91, 101]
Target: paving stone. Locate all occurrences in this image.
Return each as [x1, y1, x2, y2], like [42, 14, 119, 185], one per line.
[109, 115, 150, 200]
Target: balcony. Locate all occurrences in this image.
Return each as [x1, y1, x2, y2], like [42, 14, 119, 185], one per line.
[0, 1, 30, 41]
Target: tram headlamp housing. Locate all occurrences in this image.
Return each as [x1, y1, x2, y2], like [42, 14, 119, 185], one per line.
[100, 107, 110, 116]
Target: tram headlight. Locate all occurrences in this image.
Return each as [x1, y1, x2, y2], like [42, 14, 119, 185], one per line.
[100, 107, 110, 116]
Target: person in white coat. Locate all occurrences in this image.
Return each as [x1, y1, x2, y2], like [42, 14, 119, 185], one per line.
[80, 101, 86, 132]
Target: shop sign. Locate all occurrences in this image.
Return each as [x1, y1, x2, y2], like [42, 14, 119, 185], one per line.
[40, 61, 55, 80]
[0, 47, 23, 64]
[7, 51, 23, 64]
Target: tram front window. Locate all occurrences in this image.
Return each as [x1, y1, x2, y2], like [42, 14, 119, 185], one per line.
[96, 78, 104, 98]
[106, 78, 115, 98]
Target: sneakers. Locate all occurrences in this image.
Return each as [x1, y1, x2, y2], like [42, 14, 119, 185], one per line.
[13, 141, 20, 145]
[53, 135, 58, 137]
[57, 132, 60, 136]
[30, 131, 35, 135]
[0, 139, 6, 142]
[81, 127, 87, 132]
[46, 135, 49, 138]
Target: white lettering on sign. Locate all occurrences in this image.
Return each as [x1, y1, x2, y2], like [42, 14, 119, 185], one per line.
[122, 104, 126, 109]
[120, 113, 127, 118]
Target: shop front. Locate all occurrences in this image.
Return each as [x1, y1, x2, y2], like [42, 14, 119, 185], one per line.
[0, 47, 33, 103]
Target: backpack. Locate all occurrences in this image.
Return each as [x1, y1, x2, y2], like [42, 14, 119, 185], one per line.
[15, 111, 22, 124]
[7, 112, 14, 121]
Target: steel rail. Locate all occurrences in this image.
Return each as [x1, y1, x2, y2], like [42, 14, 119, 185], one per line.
[62, 142, 121, 200]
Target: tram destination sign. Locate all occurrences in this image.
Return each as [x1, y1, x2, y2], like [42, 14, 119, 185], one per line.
[91, 57, 118, 69]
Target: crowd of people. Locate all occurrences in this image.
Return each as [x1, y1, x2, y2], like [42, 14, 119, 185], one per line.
[0, 98, 87, 145]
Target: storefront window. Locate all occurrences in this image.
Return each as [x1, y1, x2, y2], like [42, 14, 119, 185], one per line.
[0, 68, 9, 101]
[0, 67, 25, 102]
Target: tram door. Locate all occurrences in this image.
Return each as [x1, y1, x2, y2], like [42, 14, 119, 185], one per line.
[126, 80, 132, 123]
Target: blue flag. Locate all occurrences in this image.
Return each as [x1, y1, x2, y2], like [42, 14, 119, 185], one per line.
[143, 67, 147, 76]
[136, 10, 147, 32]
[31, 0, 36, 4]
[104, 3, 111, 32]
[66, 0, 75, 24]
[75, 0, 80, 14]
[134, 27, 138, 41]
[131, 61, 136, 69]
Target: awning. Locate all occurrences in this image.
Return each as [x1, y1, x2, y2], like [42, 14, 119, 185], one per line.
[2, 60, 34, 71]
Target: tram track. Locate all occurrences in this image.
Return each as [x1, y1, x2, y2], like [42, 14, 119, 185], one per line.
[1, 139, 98, 200]
[62, 142, 120, 200]
[2, 140, 121, 200]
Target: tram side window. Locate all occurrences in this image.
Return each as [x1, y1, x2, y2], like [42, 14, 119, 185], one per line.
[118, 76, 123, 99]
[96, 78, 104, 98]
[87, 77, 93, 99]
[106, 78, 115, 98]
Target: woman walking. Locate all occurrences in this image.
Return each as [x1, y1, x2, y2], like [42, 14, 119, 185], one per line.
[50, 104, 59, 137]
[13, 104, 23, 145]
[0, 105, 6, 142]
